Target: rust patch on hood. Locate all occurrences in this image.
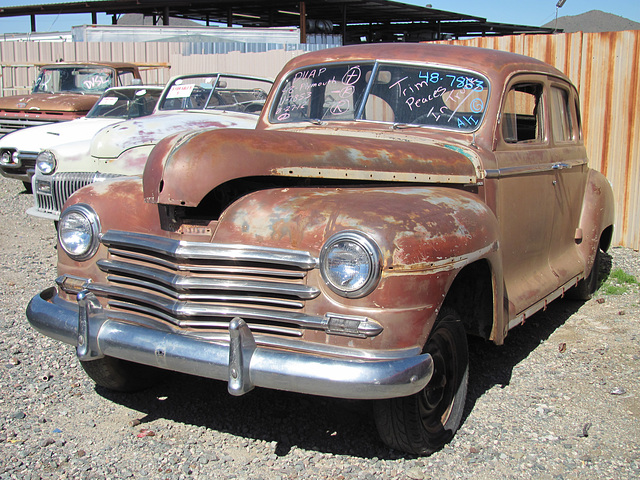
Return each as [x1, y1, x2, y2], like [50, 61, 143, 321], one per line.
[143, 129, 477, 207]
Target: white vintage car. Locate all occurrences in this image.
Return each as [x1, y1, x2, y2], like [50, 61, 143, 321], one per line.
[0, 85, 163, 191]
[28, 73, 273, 220]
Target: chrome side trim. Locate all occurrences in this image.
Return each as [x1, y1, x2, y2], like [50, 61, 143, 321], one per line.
[273, 166, 476, 185]
[485, 161, 583, 178]
[101, 230, 318, 270]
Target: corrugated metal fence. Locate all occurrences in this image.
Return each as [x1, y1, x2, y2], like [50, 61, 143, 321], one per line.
[435, 31, 640, 250]
[1, 32, 638, 249]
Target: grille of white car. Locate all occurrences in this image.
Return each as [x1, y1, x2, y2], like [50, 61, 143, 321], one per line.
[35, 172, 122, 218]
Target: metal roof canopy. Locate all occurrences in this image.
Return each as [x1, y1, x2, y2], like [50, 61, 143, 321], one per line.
[0, 1, 557, 43]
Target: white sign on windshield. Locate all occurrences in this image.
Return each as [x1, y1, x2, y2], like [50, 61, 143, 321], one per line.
[166, 84, 195, 99]
[98, 97, 118, 106]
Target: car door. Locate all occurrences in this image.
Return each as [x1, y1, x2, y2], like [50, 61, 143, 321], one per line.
[493, 75, 559, 319]
[546, 82, 588, 285]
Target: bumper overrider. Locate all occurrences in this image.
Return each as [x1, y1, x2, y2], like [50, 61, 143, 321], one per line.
[26, 287, 433, 399]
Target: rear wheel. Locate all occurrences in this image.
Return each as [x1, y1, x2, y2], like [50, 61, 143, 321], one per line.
[374, 307, 468, 455]
[568, 247, 602, 300]
[80, 356, 164, 392]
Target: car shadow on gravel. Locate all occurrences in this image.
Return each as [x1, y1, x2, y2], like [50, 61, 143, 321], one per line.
[463, 250, 612, 426]
[94, 254, 612, 460]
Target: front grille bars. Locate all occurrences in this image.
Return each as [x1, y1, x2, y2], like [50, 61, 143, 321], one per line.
[84, 230, 382, 338]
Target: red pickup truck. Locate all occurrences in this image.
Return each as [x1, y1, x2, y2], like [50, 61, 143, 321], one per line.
[0, 61, 142, 136]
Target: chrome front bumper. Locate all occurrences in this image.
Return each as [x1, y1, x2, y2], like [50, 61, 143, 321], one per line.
[26, 287, 433, 400]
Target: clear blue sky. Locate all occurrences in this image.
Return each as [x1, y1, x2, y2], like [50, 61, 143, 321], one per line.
[0, 0, 638, 34]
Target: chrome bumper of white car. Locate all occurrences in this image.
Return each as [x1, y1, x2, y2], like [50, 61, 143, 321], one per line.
[26, 287, 433, 400]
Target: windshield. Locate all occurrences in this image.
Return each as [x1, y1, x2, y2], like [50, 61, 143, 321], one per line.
[271, 62, 489, 132]
[158, 74, 272, 114]
[86, 88, 163, 119]
[32, 66, 115, 94]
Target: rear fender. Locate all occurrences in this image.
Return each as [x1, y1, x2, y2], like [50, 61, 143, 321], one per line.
[577, 169, 615, 271]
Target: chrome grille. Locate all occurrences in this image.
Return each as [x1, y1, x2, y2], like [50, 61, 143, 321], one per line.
[89, 230, 323, 335]
[0, 118, 57, 136]
[35, 172, 121, 217]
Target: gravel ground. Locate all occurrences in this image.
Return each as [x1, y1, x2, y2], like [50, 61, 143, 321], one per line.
[1, 174, 639, 480]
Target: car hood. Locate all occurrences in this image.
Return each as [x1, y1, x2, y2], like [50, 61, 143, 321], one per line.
[90, 110, 260, 160]
[0, 93, 99, 113]
[0, 117, 121, 152]
[143, 128, 480, 207]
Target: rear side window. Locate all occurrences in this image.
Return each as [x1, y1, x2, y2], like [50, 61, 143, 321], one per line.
[551, 86, 574, 142]
[117, 71, 137, 86]
[502, 83, 544, 144]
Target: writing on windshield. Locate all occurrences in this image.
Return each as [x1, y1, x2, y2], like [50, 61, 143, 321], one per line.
[271, 62, 489, 131]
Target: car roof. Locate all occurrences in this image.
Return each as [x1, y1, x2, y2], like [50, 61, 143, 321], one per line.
[38, 61, 140, 69]
[277, 43, 570, 85]
[164, 72, 273, 84]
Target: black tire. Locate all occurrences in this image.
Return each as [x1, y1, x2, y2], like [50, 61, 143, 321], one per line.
[567, 247, 601, 300]
[22, 181, 32, 193]
[80, 356, 164, 392]
[374, 307, 469, 455]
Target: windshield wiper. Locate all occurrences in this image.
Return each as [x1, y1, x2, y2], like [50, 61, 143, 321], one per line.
[392, 122, 420, 130]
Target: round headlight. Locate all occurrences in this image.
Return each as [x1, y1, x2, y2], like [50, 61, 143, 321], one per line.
[58, 204, 101, 261]
[36, 150, 56, 175]
[320, 231, 382, 298]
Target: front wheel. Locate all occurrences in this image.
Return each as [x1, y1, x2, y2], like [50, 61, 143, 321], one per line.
[374, 307, 468, 455]
[80, 356, 164, 392]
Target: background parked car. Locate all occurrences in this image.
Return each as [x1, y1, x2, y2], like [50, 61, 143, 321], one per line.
[28, 73, 272, 220]
[0, 62, 144, 137]
[0, 85, 163, 191]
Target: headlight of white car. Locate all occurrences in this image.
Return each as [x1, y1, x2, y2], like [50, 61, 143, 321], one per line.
[58, 204, 101, 261]
[0, 150, 18, 165]
[320, 231, 382, 298]
[36, 150, 56, 174]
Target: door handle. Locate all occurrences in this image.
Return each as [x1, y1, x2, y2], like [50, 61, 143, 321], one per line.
[552, 162, 571, 170]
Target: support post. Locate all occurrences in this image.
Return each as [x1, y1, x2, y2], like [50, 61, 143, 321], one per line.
[163, 6, 169, 26]
[299, 2, 306, 44]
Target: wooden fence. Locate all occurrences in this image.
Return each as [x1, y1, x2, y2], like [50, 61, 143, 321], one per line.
[1, 31, 638, 249]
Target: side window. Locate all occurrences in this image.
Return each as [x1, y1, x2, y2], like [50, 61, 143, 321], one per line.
[551, 86, 573, 142]
[574, 98, 583, 141]
[117, 71, 136, 87]
[502, 83, 544, 144]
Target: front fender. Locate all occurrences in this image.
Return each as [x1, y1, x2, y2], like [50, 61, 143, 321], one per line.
[213, 185, 501, 349]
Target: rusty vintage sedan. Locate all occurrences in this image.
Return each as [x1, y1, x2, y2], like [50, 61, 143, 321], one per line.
[26, 44, 614, 454]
